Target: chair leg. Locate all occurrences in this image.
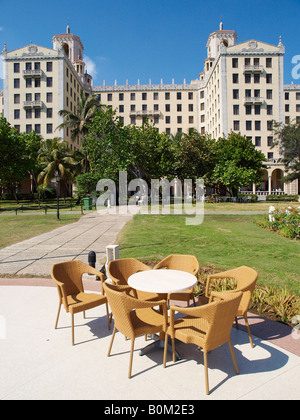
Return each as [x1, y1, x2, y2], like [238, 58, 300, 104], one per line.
[71, 313, 75, 346]
[105, 302, 111, 330]
[163, 333, 169, 367]
[108, 326, 116, 356]
[55, 303, 61, 329]
[244, 315, 254, 348]
[235, 317, 239, 329]
[203, 350, 209, 395]
[228, 338, 239, 374]
[172, 338, 176, 362]
[128, 339, 135, 378]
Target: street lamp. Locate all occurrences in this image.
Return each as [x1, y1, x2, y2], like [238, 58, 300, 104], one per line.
[55, 170, 60, 220]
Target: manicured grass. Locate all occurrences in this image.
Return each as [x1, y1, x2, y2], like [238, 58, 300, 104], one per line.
[118, 214, 300, 295]
[0, 214, 81, 249]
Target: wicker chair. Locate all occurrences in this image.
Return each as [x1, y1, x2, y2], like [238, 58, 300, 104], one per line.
[205, 266, 258, 347]
[103, 282, 168, 378]
[51, 260, 110, 345]
[163, 291, 242, 395]
[153, 254, 200, 306]
[107, 258, 166, 301]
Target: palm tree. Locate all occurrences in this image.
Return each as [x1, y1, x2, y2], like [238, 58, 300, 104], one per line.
[57, 91, 102, 172]
[37, 138, 83, 197]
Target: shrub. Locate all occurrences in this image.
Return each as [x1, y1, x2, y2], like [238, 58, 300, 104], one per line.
[266, 206, 300, 239]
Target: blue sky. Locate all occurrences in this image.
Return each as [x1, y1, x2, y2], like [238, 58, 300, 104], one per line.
[1, 0, 300, 88]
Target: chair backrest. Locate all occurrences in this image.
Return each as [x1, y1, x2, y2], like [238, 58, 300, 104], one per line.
[155, 254, 199, 276]
[230, 266, 258, 315]
[103, 282, 137, 339]
[107, 258, 151, 286]
[51, 260, 87, 297]
[205, 292, 242, 350]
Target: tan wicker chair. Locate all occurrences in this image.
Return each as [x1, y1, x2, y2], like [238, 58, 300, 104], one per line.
[163, 291, 242, 395]
[51, 260, 110, 345]
[107, 258, 166, 301]
[103, 282, 168, 378]
[153, 254, 199, 306]
[205, 266, 258, 347]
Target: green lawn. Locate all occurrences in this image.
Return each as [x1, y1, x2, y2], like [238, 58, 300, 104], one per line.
[0, 214, 81, 249]
[118, 214, 300, 295]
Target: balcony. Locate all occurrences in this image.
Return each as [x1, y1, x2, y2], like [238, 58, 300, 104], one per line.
[244, 97, 264, 105]
[23, 69, 43, 77]
[243, 65, 264, 73]
[23, 100, 43, 109]
[129, 110, 161, 117]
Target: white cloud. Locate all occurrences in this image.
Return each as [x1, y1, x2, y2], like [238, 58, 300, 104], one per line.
[83, 55, 97, 79]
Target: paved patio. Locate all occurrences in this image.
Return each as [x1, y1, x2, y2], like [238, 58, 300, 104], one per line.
[0, 210, 299, 401]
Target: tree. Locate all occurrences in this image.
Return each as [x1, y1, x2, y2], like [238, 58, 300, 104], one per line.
[272, 121, 300, 183]
[57, 91, 102, 171]
[0, 116, 42, 200]
[37, 138, 83, 197]
[212, 132, 267, 197]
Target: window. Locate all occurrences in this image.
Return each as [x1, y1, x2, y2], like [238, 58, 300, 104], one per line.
[35, 78, 41, 88]
[26, 109, 32, 119]
[255, 121, 261, 130]
[254, 105, 261, 115]
[285, 104, 290, 112]
[130, 104, 135, 111]
[233, 105, 239, 115]
[244, 57, 251, 66]
[267, 105, 273, 115]
[47, 108, 52, 118]
[232, 58, 238, 68]
[233, 89, 239, 99]
[153, 92, 158, 100]
[254, 74, 260, 83]
[130, 116, 136, 124]
[14, 109, 20, 119]
[266, 90, 273, 99]
[177, 116, 182, 124]
[177, 92, 182, 100]
[266, 58, 272, 68]
[26, 93, 32, 102]
[246, 121, 252, 130]
[245, 105, 252, 115]
[165, 104, 170, 112]
[26, 63, 32, 71]
[14, 94, 20, 104]
[267, 136, 273, 147]
[119, 105, 124, 112]
[35, 109, 41, 118]
[26, 78, 32, 88]
[254, 58, 260, 66]
[46, 62, 53, 72]
[46, 77, 53, 87]
[267, 120, 273, 130]
[296, 92, 300, 100]
[119, 93, 124, 101]
[130, 93, 135, 100]
[267, 152, 274, 160]
[142, 92, 147, 100]
[107, 93, 112, 101]
[188, 92, 193, 100]
[14, 63, 20, 73]
[177, 104, 182, 112]
[165, 92, 170, 100]
[189, 116, 194, 123]
[46, 92, 53, 103]
[34, 124, 41, 134]
[245, 74, 251, 83]
[46, 123, 53, 133]
[166, 116, 171, 124]
[233, 120, 240, 131]
[26, 125, 32, 134]
[189, 104, 193, 112]
[285, 92, 289, 100]
[34, 62, 40, 70]
[266, 74, 272, 84]
[232, 74, 239, 83]
[255, 137, 261, 146]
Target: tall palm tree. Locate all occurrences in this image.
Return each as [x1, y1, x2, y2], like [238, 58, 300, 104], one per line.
[37, 138, 83, 197]
[57, 91, 102, 172]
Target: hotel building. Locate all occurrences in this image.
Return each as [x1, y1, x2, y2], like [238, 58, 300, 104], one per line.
[1, 23, 299, 195]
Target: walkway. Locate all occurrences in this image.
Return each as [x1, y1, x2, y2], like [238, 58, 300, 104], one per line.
[0, 211, 133, 276]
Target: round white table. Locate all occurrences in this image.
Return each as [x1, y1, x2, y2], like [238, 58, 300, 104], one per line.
[128, 269, 197, 294]
[128, 269, 197, 358]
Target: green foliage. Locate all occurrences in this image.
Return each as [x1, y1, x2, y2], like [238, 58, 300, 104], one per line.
[261, 206, 300, 239]
[273, 121, 300, 182]
[211, 132, 267, 196]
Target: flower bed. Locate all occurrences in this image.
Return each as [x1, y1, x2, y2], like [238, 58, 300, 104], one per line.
[266, 206, 300, 239]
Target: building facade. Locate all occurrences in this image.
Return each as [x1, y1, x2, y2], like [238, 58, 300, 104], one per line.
[1, 24, 299, 195]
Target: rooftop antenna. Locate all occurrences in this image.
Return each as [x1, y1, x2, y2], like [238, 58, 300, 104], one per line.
[66, 18, 70, 34]
[219, 15, 223, 30]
